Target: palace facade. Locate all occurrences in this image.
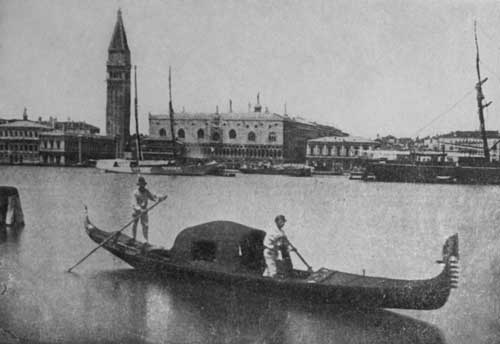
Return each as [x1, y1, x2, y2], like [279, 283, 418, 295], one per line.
[148, 104, 346, 164]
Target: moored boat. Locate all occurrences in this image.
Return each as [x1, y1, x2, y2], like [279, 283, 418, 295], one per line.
[363, 23, 500, 185]
[95, 159, 229, 176]
[239, 163, 313, 177]
[84, 216, 459, 310]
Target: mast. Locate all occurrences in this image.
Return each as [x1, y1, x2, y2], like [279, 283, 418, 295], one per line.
[474, 21, 491, 161]
[133, 65, 142, 161]
[169, 66, 176, 159]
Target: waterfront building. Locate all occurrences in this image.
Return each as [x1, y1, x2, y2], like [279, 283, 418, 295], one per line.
[105, 9, 131, 158]
[423, 130, 500, 162]
[39, 131, 116, 166]
[0, 118, 51, 165]
[306, 136, 378, 171]
[148, 100, 345, 164]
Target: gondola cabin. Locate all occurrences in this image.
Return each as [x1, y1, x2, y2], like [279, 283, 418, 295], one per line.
[169, 221, 266, 274]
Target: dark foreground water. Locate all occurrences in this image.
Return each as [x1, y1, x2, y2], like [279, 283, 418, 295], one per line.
[0, 166, 499, 343]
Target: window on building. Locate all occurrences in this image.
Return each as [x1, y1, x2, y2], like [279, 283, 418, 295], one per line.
[268, 132, 277, 142]
[212, 132, 220, 141]
[159, 128, 167, 136]
[177, 129, 185, 139]
[229, 129, 237, 139]
[248, 132, 256, 142]
[197, 129, 204, 139]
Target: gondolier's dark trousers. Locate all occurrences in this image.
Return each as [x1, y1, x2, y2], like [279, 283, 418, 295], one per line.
[132, 209, 149, 241]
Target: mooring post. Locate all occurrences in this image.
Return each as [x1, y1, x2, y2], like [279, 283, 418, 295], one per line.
[0, 187, 24, 227]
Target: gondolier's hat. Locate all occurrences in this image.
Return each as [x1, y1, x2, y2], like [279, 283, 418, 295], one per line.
[275, 214, 286, 223]
[137, 176, 147, 186]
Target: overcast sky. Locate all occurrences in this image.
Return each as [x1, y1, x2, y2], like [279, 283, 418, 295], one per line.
[2, 0, 500, 138]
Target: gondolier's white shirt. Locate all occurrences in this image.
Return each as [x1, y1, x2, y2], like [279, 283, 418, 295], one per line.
[263, 226, 290, 253]
[132, 188, 157, 211]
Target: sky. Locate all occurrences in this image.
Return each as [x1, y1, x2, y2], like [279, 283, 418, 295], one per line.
[2, 0, 500, 138]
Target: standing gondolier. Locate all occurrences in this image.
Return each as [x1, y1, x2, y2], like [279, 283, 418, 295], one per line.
[132, 176, 166, 243]
[263, 214, 294, 278]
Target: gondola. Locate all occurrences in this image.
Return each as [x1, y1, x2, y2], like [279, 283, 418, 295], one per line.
[84, 217, 459, 310]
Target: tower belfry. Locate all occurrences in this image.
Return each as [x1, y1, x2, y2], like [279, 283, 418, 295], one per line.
[106, 9, 131, 157]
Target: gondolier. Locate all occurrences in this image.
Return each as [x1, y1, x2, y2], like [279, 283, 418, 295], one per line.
[132, 176, 166, 243]
[263, 214, 295, 278]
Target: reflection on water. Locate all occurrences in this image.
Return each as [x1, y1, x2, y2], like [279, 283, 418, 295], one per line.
[81, 269, 445, 344]
[0, 224, 24, 244]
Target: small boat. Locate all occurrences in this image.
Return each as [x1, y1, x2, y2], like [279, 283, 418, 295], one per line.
[95, 159, 228, 176]
[239, 163, 313, 177]
[349, 167, 366, 180]
[84, 216, 459, 310]
[312, 165, 344, 176]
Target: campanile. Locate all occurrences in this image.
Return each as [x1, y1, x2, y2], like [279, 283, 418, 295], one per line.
[106, 9, 131, 157]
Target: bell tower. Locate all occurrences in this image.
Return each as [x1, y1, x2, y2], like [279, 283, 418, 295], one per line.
[106, 9, 131, 157]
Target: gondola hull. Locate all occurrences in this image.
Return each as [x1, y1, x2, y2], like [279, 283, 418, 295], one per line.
[85, 219, 458, 310]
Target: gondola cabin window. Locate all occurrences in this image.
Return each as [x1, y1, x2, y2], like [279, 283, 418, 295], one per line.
[191, 240, 217, 262]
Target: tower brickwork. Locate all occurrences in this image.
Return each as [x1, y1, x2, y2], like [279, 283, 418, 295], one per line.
[106, 9, 131, 157]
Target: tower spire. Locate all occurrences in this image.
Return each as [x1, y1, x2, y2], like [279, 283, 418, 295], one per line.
[109, 9, 129, 51]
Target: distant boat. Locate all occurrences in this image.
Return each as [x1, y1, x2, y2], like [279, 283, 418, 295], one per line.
[364, 22, 500, 185]
[85, 216, 459, 310]
[96, 159, 230, 176]
[312, 164, 344, 176]
[239, 163, 313, 177]
[349, 167, 367, 180]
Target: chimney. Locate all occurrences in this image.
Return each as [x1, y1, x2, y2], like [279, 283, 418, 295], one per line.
[254, 92, 262, 112]
[216, 105, 219, 114]
[22, 107, 28, 120]
[229, 99, 233, 113]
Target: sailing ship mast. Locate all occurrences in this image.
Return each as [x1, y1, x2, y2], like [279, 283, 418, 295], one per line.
[133, 65, 143, 162]
[474, 21, 492, 161]
[169, 66, 176, 159]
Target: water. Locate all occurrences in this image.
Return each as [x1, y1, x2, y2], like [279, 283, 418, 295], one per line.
[0, 166, 499, 343]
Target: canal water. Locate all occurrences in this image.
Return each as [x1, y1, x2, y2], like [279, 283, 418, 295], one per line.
[0, 166, 499, 343]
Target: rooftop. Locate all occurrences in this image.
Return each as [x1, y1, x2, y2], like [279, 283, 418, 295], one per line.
[0, 120, 51, 129]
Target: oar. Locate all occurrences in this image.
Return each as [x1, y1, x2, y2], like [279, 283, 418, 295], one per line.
[67, 196, 167, 273]
[282, 231, 313, 272]
[289, 243, 313, 272]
